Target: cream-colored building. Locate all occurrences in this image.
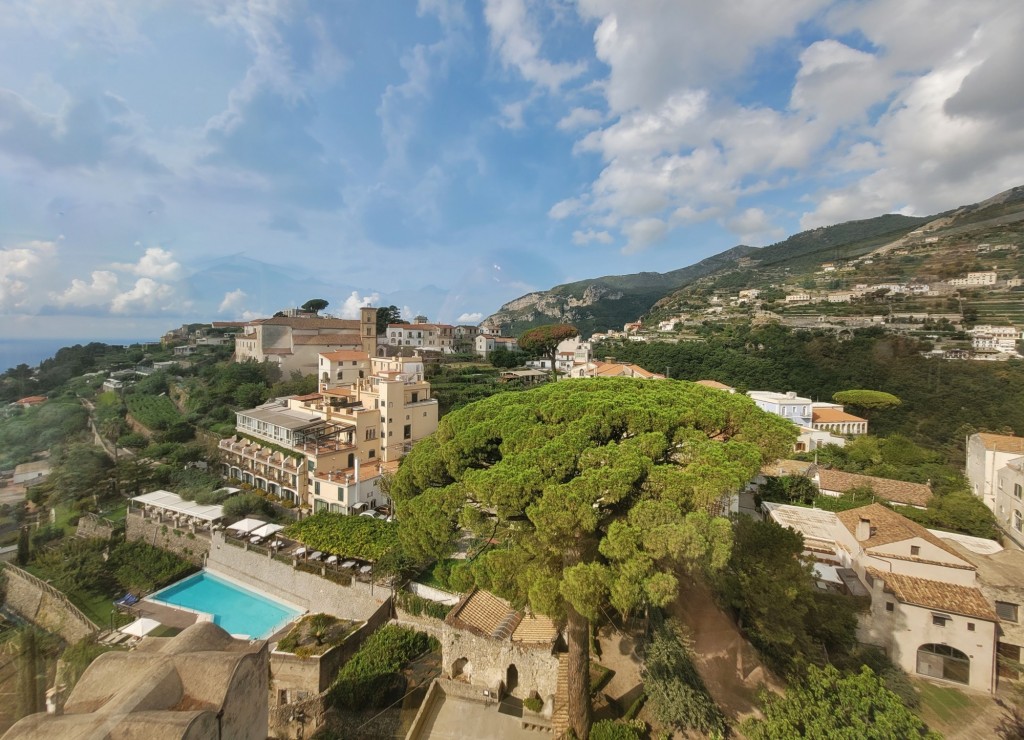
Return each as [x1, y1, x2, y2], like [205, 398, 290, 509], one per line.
[966, 432, 1024, 514]
[811, 403, 868, 435]
[475, 334, 519, 358]
[949, 271, 998, 287]
[234, 309, 378, 376]
[567, 359, 664, 379]
[4, 622, 269, 740]
[764, 503, 999, 693]
[221, 354, 437, 513]
[318, 349, 372, 391]
[384, 321, 455, 352]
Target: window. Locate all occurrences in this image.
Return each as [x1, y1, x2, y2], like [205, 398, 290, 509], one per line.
[404, 424, 411, 440]
[885, 602, 894, 612]
[917, 643, 969, 684]
[911, 545, 920, 556]
[1016, 483, 1023, 499]
[932, 615, 949, 627]
[968, 623, 975, 631]
[997, 601, 1019, 622]
[1015, 511, 1023, 533]
[314, 481, 320, 495]
[368, 449, 375, 458]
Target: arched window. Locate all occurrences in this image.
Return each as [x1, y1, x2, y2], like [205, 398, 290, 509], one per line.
[917, 643, 969, 684]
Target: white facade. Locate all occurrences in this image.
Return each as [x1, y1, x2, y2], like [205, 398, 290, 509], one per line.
[966, 433, 1024, 512]
[747, 390, 812, 426]
[995, 459, 1024, 549]
[949, 271, 998, 287]
[384, 322, 454, 352]
[474, 334, 519, 358]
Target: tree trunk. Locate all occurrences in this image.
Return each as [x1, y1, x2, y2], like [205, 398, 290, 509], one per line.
[565, 602, 592, 739]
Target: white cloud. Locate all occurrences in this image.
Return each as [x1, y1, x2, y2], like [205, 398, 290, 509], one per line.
[338, 290, 381, 319]
[218, 288, 248, 314]
[557, 107, 604, 131]
[622, 218, 668, 254]
[112, 246, 182, 280]
[456, 311, 483, 323]
[51, 270, 120, 307]
[0, 240, 57, 312]
[725, 208, 784, 246]
[484, 0, 586, 91]
[110, 278, 176, 315]
[572, 229, 613, 246]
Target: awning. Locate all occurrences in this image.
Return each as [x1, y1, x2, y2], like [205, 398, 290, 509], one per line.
[120, 618, 161, 637]
[226, 518, 266, 534]
[250, 523, 284, 539]
[132, 490, 225, 522]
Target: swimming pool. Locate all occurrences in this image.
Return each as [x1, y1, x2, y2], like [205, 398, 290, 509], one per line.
[147, 571, 302, 639]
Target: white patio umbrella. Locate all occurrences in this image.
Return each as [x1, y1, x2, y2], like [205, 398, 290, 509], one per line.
[250, 523, 284, 539]
[226, 518, 265, 534]
[120, 617, 161, 637]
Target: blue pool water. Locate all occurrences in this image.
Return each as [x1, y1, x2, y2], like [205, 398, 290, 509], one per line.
[148, 571, 301, 639]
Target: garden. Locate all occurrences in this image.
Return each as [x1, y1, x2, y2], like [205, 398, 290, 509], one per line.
[283, 513, 398, 561]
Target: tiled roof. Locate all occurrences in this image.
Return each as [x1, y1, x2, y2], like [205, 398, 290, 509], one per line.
[975, 433, 1024, 454]
[694, 380, 734, 390]
[819, 469, 932, 507]
[812, 408, 867, 424]
[866, 568, 997, 621]
[836, 504, 964, 560]
[446, 589, 557, 645]
[254, 317, 361, 329]
[319, 350, 369, 361]
[293, 334, 361, 346]
[16, 396, 47, 404]
[761, 459, 816, 477]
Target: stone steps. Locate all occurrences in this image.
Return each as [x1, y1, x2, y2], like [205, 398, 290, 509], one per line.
[550, 653, 570, 738]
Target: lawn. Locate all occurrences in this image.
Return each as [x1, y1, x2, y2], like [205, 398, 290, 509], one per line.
[913, 678, 999, 737]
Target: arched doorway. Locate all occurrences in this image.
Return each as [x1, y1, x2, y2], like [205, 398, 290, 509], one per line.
[917, 643, 970, 684]
[505, 664, 519, 696]
[452, 657, 470, 681]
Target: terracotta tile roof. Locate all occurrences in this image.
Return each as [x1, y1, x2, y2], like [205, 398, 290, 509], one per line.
[254, 317, 361, 329]
[761, 459, 816, 477]
[292, 393, 322, 401]
[16, 396, 47, 404]
[319, 350, 370, 361]
[819, 469, 933, 507]
[975, 433, 1024, 454]
[837, 504, 965, 561]
[694, 380, 734, 390]
[866, 568, 997, 621]
[293, 334, 361, 346]
[812, 408, 867, 424]
[592, 362, 664, 379]
[446, 589, 557, 645]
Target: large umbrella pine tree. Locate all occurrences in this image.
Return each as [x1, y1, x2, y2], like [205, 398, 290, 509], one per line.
[392, 378, 795, 739]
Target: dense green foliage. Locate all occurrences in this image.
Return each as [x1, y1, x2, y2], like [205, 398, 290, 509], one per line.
[126, 392, 184, 430]
[392, 379, 795, 737]
[394, 590, 453, 620]
[589, 719, 645, 740]
[221, 493, 276, 519]
[600, 326, 1024, 458]
[376, 305, 404, 334]
[0, 342, 148, 404]
[642, 618, 726, 736]
[743, 665, 938, 739]
[110, 540, 193, 593]
[0, 401, 88, 468]
[517, 323, 578, 378]
[33, 537, 192, 597]
[327, 625, 434, 709]
[832, 389, 902, 410]
[712, 518, 859, 675]
[284, 512, 399, 561]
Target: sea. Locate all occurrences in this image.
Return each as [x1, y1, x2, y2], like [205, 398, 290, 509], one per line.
[0, 338, 152, 373]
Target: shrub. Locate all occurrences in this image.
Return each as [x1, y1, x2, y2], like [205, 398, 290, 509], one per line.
[327, 626, 434, 710]
[395, 591, 453, 620]
[111, 540, 193, 593]
[222, 493, 275, 519]
[31, 524, 63, 549]
[590, 719, 645, 740]
[523, 696, 544, 713]
[284, 512, 398, 561]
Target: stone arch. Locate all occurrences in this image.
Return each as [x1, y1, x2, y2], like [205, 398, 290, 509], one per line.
[505, 664, 519, 696]
[917, 643, 969, 684]
[451, 657, 471, 681]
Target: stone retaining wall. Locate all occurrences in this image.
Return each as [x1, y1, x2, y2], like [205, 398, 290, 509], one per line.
[394, 609, 446, 639]
[207, 533, 386, 622]
[126, 512, 210, 565]
[2, 563, 98, 643]
[75, 513, 117, 540]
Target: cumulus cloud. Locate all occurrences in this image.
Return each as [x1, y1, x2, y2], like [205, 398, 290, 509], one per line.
[557, 107, 604, 131]
[338, 291, 381, 319]
[0, 240, 58, 312]
[112, 246, 182, 280]
[572, 229, 613, 246]
[725, 208, 784, 246]
[456, 311, 483, 323]
[484, 0, 586, 92]
[218, 288, 248, 314]
[51, 270, 120, 307]
[110, 278, 176, 315]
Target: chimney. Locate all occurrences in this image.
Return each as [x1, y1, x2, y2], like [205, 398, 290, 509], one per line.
[856, 517, 871, 541]
[786, 391, 797, 399]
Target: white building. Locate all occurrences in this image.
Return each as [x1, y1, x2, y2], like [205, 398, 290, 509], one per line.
[474, 334, 519, 358]
[747, 390, 812, 426]
[949, 271, 998, 287]
[764, 503, 999, 693]
[384, 321, 455, 353]
[966, 432, 1024, 514]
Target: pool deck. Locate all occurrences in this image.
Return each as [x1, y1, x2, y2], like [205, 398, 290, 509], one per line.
[130, 599, 199, 630]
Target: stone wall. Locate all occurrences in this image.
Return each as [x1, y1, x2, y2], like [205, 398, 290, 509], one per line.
[271, 600, 392, 696]
[207, 533, 386, 622]
[2, 563, 98, 643]
[440, 623, 560, 702]
[394, 609, 446, 639]
[75, 513, 117, 541]
[267, 693, 327, 740]
[407, 582, 460, 605]
[126, 512, 211, 565]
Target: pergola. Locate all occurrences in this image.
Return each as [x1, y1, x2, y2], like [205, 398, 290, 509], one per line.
[131, 490, 225, 522]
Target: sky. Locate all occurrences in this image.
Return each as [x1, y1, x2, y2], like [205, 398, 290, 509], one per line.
[1, 0, 1023, 341]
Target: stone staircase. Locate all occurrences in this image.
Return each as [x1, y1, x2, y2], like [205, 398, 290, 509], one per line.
[550, 653, 570, 738]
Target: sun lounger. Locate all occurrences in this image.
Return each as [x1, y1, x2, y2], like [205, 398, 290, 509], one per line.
[292, 547, 306, 557]
[114, 593, 139, 608]
[310, 551, 323, 560]
[326, 555, 338, 565]
[341, 560, 356, 569]
[359, 565, 372, 575]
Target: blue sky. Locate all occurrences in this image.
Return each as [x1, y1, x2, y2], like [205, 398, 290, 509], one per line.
[1, 0, 1023, 339]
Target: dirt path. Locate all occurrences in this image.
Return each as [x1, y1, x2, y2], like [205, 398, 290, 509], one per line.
[666, 579, 783, 726]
